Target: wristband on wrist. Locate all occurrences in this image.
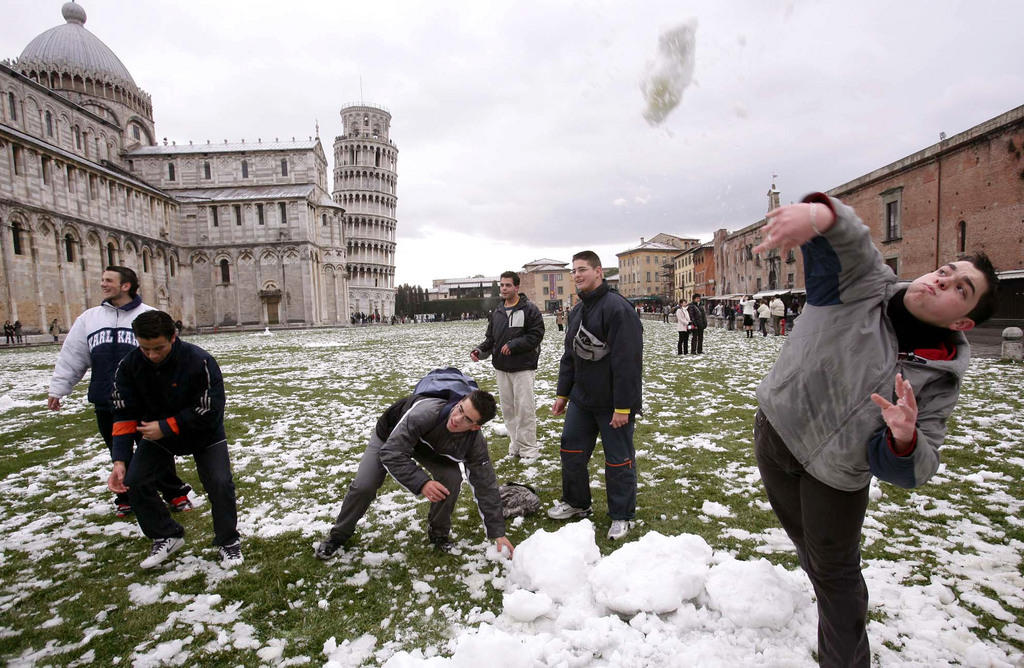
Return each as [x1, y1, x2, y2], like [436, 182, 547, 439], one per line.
[809, 203, 822, 236]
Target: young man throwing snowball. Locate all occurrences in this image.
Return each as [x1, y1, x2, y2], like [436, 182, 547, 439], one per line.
[108, 310, 242, 569]
[752, 193, 998, 667]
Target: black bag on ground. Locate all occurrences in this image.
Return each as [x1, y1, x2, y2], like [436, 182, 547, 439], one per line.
[499, 482, 541, 518]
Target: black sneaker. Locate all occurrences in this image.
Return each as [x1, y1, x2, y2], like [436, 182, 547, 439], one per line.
[428, 535, 454, 553]
[314, 540, 343, 561]
[219, 540, 244, 566]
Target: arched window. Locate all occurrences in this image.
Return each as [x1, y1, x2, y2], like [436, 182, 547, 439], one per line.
[142, 250, 150, 273]
[12, 221, 24, 255]
[322, 213, 328, 226]
[45, 110, 53, 136]
[73, 125, 82, 149]
[241, 160, 249, 178]
[169, 256, 176, 278]
[132, 124, 140, 140]
[957, 220, 967, 254]
[7, 92, 16, 121]
[107, 242, 116, 266]
[280, 159, 288, 176]
[167, 163, 175, 180]
[65, 234, 75, 262]
[220, 259, 230, 284]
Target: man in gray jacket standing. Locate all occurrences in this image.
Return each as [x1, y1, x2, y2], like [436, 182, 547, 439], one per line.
[315, 390, 514, 559]
[471, 270, 545, 461]
[753, 194, 998, 667]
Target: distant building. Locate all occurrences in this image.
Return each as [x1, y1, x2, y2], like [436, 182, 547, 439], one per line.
[428, 275, 499, 301]
[617, 234, 699, 303]
[0, 4, 391, 332]
[826, 105, 1023, 322]
[519, 258, 573, 312]
[332, 104, 398, 320]
[673, 242, 716, 302]
[713, 181, 804, 300]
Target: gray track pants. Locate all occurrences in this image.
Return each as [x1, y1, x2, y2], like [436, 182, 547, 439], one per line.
[326, 434, 463, 544]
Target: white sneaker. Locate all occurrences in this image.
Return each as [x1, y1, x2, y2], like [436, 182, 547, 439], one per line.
[140, 536, 184, 569]
[219, 540, 244, 566]
[547, 500, 592, 520]
[607, 520, 634, 541]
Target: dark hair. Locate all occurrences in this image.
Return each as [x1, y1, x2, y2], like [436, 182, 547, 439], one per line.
[467, 389, 497, 424]
[962, 252, 999, 325]
[572, 250, 602, 269]
[132, 310, 176, 340]
[692, 293, 701, 300]
[106, 265, 139, 298]
[500, 270, 521, 287]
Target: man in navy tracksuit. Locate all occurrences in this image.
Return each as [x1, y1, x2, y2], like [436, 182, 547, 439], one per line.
[108, 310, 242, 569]
[548, 250, 643, 541]
[48, 266, 191, 516]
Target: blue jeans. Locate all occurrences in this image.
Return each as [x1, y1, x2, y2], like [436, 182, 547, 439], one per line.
[125, 439, 239, 547]
[559, 402, 636, 520]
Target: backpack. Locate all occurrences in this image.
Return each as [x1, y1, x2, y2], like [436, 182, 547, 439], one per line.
[499, 482, 541, 518]
[374, 367, 479, 441]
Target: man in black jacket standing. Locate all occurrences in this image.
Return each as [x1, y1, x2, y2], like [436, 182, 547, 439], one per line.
[107, 310, 242, 569]
[687, 293, 708, 354]
[548, 251, 643, 541]
[471, 271, 545, 461]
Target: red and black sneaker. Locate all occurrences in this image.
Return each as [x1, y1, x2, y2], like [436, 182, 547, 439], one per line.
[115, 502, 132, 518]
[169, 495, 193, 512]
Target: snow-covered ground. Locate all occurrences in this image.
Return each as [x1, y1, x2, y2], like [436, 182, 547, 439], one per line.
[1, 321, 1021, 666]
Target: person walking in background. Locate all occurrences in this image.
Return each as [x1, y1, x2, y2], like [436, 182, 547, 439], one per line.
[675, 298, 691, 355]
[757, 299, 771, 337]
[549, 250, 643, 541]
[555, 308, 566, 332]
[48, 266, 192, 517]
[686, 293, 707, 354]
[770, 296, 785, 335]
[471, 270, 545, 462]
[741, 296, 756, 338]
[49, 318, 60, 342]
[752, 193, 998, 667]
[3, 320, 13, 345]
[13, 320, 24, 344]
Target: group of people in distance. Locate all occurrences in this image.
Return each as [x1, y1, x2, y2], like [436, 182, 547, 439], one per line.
[44, 193, 999, 667]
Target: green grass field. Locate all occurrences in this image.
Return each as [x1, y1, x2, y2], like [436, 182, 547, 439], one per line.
[0, 320, 1020, 665]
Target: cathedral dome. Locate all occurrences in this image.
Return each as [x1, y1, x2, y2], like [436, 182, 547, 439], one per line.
[18, 2, 138, 90]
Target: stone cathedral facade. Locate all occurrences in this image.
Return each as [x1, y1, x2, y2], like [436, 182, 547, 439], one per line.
[1, 4, 397, 333]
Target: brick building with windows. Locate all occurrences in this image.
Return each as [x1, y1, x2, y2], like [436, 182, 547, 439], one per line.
[617, 234, 699, 306]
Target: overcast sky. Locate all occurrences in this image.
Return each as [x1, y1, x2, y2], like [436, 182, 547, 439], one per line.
[3, 1, 1022, 287]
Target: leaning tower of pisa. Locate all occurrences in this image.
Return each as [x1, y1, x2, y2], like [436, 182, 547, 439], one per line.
[332, 103, 398, 320]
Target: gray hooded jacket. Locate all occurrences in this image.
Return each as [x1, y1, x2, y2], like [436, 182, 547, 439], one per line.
[756, 194, 968, 492]
[378, 398, 506, 539]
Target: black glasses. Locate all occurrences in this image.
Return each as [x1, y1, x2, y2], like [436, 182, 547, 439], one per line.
[453, 402, 479, 426]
